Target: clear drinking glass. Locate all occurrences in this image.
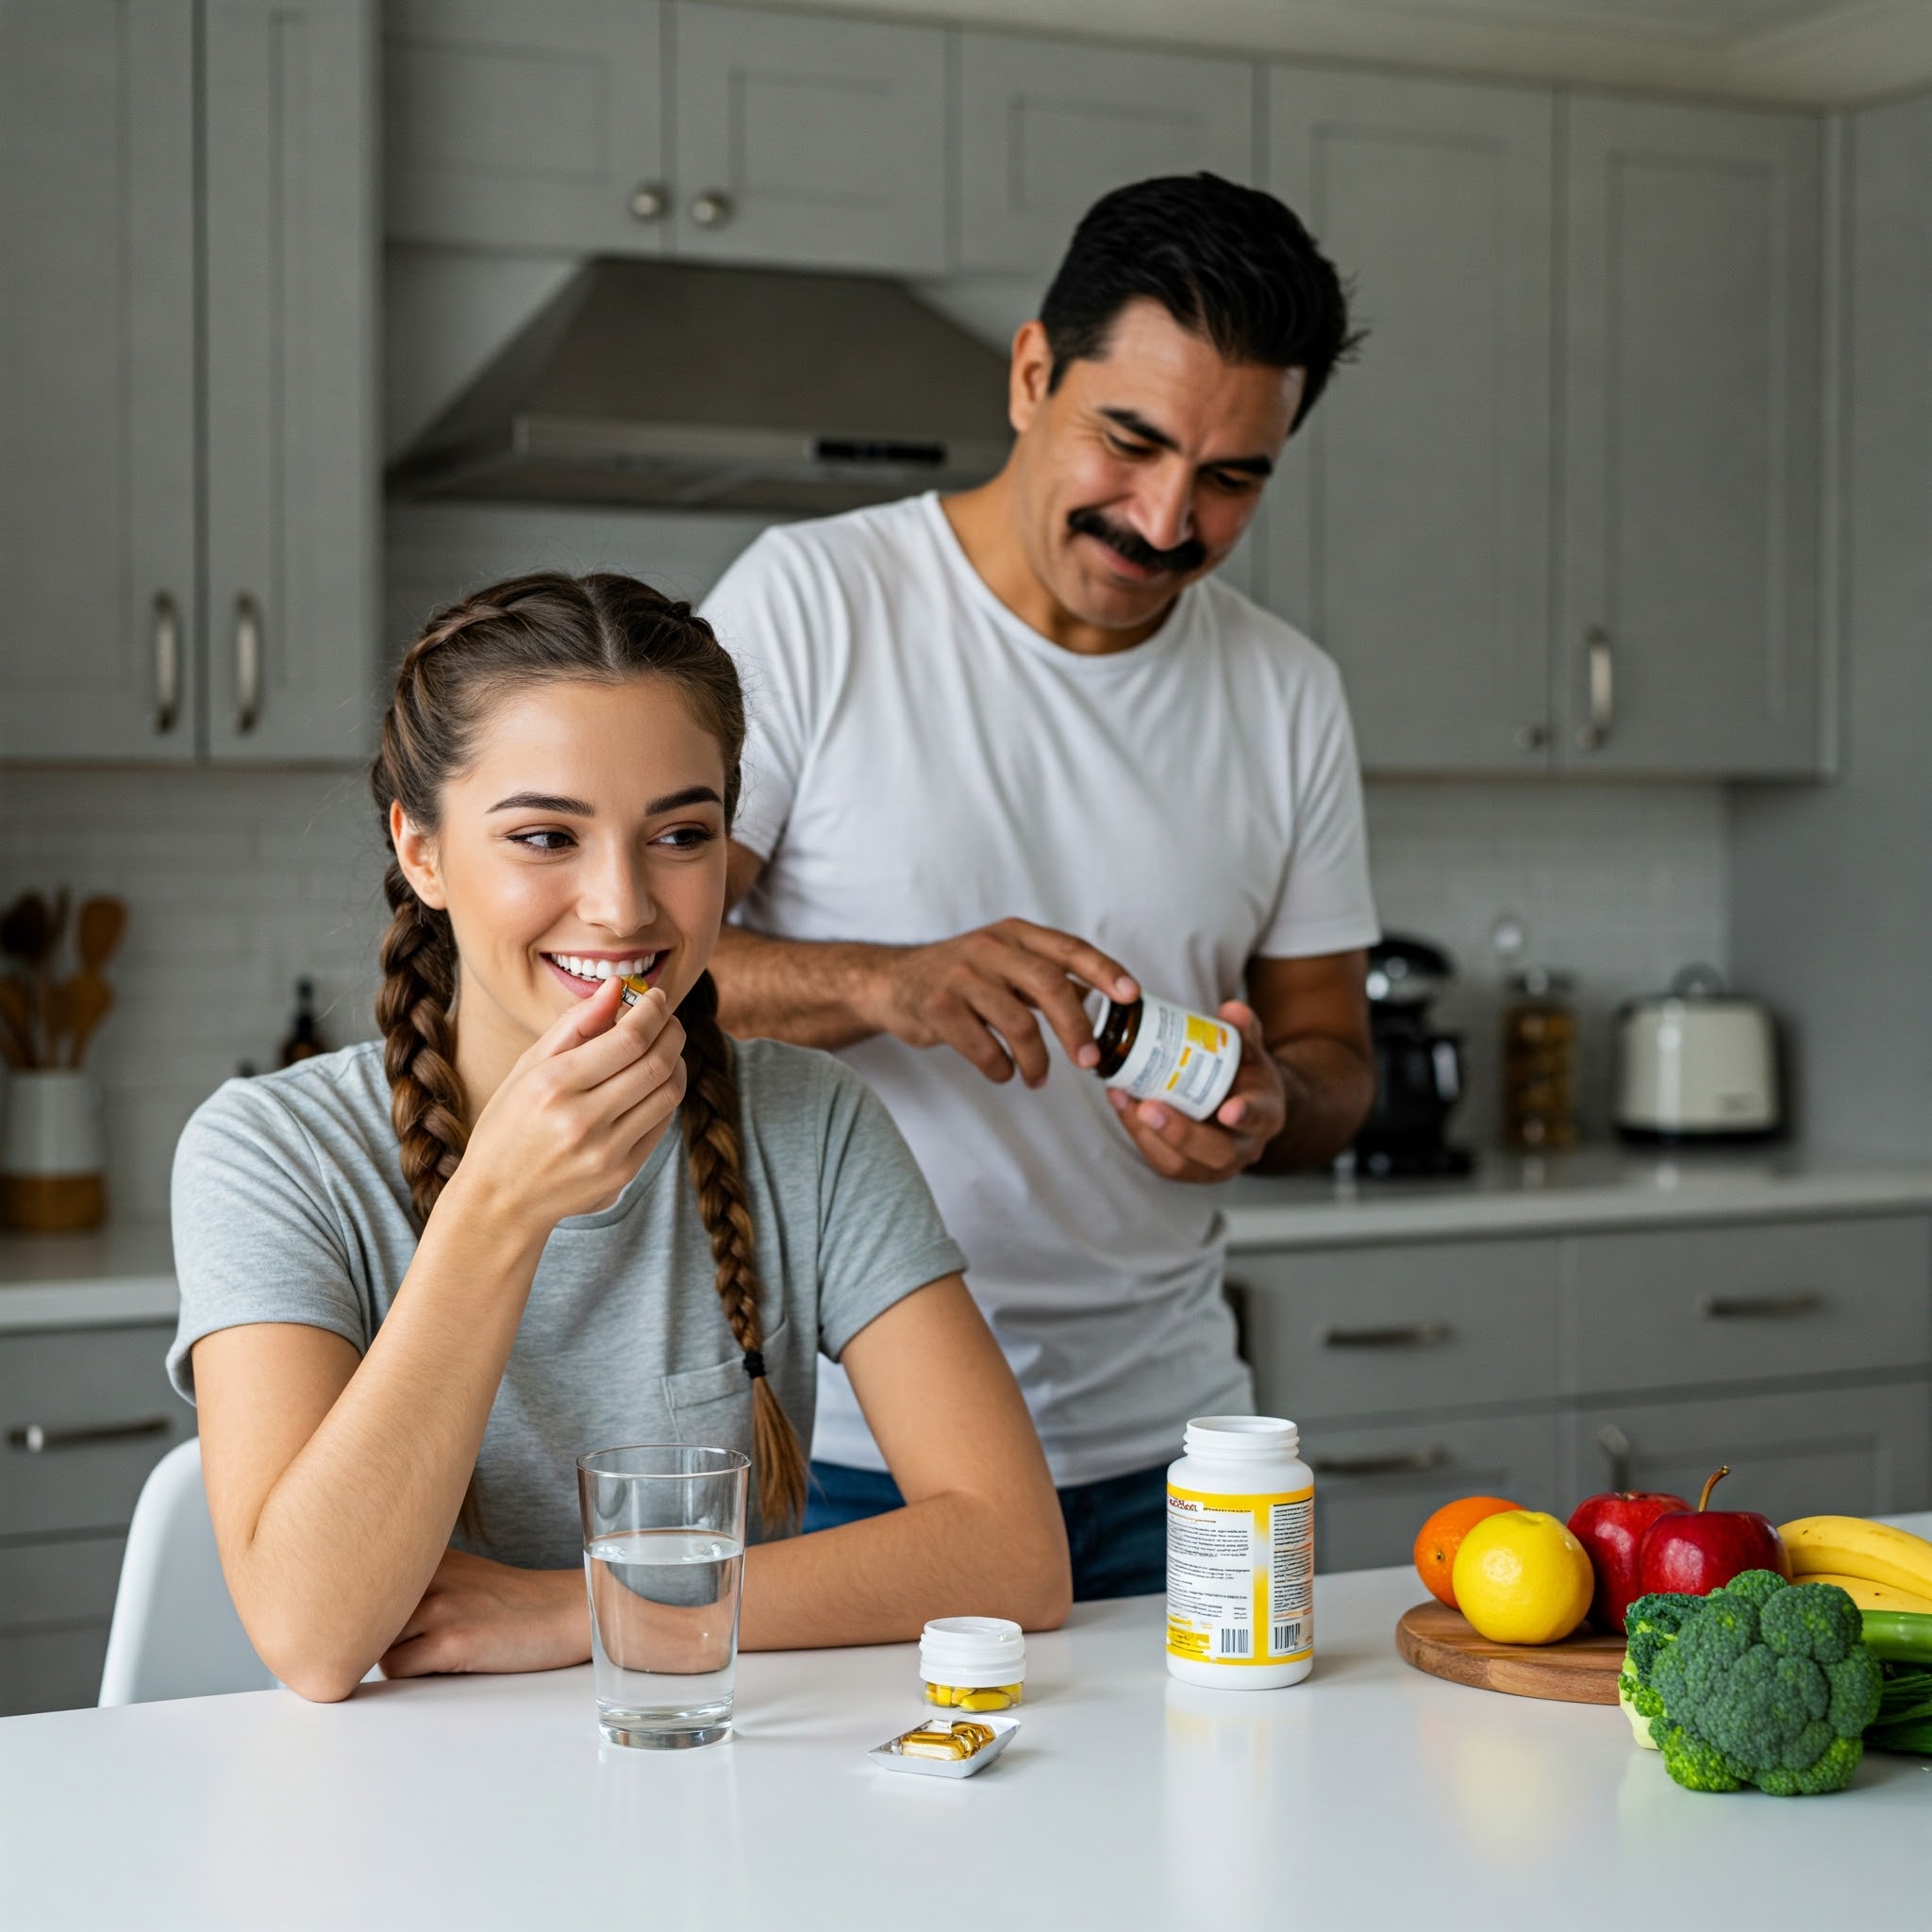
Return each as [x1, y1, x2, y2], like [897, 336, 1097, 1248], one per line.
[576, 1445, 750, 1749]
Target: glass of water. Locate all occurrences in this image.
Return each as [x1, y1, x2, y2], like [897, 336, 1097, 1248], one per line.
[576, 1445, 749, 1749]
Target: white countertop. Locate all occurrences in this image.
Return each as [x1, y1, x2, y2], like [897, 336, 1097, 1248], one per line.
[1224, 1145, 1932, 1249]
[0, 1220, 176, 1330]
[6, 1149, 1932, 1332]
[5, 1527, 1928, 1932]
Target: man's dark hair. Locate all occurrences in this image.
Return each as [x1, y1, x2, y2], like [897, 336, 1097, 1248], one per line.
[1040, 174, 1361, 430]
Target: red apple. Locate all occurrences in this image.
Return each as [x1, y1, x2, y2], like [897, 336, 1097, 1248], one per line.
[1567, 1489, 1691, 1633]
[1636, 1465, 1791, 1598]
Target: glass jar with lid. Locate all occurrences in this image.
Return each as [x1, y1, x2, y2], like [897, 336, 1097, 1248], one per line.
[1502, 969, 1577, 1150]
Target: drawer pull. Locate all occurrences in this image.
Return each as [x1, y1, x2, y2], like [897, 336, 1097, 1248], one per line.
[8, 1417, 173, 1455]
[1318, 1322, 1451, 1350]
[1307, 1446, 1449, 1478]
[1699, 1292, 1824, 1320]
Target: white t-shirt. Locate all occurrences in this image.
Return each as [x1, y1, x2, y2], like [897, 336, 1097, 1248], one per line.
[703, 492, 1379, 1486]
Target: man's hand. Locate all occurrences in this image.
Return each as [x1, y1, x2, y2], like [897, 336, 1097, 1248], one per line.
[863, 917, 1140, 1088]
[378, 1547, 589, 1680]
[1106, 1000, 1285, 1182]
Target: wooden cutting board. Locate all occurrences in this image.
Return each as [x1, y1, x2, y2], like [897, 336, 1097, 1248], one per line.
[1396, 1601, 1625, 1705]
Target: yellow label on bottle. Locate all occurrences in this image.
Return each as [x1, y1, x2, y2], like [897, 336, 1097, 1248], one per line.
[1166, 1484, 1314, 1665]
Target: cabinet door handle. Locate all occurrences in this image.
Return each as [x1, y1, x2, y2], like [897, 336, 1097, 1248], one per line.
[1699, 1291, 1824, 1320]
[1596, 1423, 1633, 1491]
[234, 592, 263, 734]
[627, 181, 668, 222]
[1574, 625, 1613, 749]
[1307, 1445, 1448, 1478]
[690, 189, 734, 229]
[1513, 723, 1548, 752]
[1317, 1322, 1451, 1349]
[152, 591, 181, 734]
[8, 1416, 174, 1454]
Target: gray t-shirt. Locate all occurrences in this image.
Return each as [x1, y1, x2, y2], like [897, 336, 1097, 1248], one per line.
[169, 1038, 965, 1568]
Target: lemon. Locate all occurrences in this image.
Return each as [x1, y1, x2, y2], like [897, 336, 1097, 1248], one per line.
[1452, 1509, 1594, 1645]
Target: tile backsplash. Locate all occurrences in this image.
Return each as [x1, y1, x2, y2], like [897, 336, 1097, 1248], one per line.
[1, 757, 1725, 1220]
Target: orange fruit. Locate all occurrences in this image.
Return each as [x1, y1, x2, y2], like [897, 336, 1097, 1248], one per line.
[1414, 1495, 1523, 1608]
[1453, 1510, 1595, 1644]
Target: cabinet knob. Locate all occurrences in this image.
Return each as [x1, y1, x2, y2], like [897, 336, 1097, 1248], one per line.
[627, 182, 668, 223]
[690, 189, 734, 230]
[1513, 723, 1548, 752]
[151, 591, 181, 735]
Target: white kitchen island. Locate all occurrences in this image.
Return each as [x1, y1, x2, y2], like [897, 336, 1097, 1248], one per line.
[5, 1532, 1927, 1932]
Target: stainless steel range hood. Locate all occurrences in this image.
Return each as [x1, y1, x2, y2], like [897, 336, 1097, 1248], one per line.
[388, 258, 1014, 515]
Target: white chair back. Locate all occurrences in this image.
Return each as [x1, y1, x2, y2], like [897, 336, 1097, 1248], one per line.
[98, 1436, 276, 1706]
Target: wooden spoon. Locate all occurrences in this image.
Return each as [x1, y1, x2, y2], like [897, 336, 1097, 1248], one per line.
[0, 980, 30, 1069]
[77, 897, 127, 974]
[63, 973, 114, 1070]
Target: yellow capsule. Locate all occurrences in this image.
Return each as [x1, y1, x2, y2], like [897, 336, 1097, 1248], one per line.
[896, 1726, 972, 1760]
[947, 1720, 996, 1752]
[1001, 1684, 1024, 1703]
[618, 974, 656, 1007]
[924, 1680, 956, 1707]
[956, 1688, 1011, 1712]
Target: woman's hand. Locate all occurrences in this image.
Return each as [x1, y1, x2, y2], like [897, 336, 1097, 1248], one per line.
[447, 977, 688, 1233]
[378, 1547, 589, 1680]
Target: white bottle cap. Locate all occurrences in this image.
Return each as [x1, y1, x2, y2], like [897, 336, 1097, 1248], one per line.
[1182, 1414, 1301, 1460]
[919, 1616, 1026, 1689]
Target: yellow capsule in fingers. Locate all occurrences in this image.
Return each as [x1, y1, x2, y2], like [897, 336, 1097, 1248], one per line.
[619, 974, 652, 1008]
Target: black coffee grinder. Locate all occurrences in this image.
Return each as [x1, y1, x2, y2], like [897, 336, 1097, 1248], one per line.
[1351, 934, 1473, 1178]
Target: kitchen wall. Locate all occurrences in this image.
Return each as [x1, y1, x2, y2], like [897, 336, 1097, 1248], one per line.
[0, 751, 1725, 1222]
[1731, 93, 1932, 1158]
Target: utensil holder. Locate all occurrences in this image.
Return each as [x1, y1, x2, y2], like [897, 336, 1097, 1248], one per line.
[1, 1069, 107, 1231]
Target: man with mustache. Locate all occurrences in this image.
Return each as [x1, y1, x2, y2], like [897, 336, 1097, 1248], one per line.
[702, 175, 1379, 1601]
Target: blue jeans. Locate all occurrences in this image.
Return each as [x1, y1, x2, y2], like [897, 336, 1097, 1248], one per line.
[804, 1458, 1168, 1602]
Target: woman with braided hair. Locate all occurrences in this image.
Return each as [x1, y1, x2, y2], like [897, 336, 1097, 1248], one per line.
[168, 572, 1068, 1703]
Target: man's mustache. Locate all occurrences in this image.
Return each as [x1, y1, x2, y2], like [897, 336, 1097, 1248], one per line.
[1067, 508, 1207, 578]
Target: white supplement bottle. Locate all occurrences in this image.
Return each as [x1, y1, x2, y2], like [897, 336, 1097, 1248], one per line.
[1087, 991, 1242, 1123]
[1166, 1415, 1314, 1689]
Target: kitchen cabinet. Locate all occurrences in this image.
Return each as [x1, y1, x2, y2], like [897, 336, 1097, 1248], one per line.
[0, 1322, 194, 1717]
[1557, 95, 1823, 776]
[384, 0, 668, 255]
[1305, 1413, 1560, 1575]
[1230, 1236, 1558, 1419]
[205, 0, 381, 761]
[1259, 70, 1555, 774]
[1565, 1382, 1932, 1526]
[0, 0, 200, 762]
[1561, 1215, 1932, 1394]
[386, 1, 946, 275]
[1237, 1210, 1932, 1572]
[0, 0, 378, 766]
[953, 32, 1256, 275]
[672, 5, 944, 274]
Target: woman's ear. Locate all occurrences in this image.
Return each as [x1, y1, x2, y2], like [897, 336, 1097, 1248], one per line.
[390, 800, 448, 910]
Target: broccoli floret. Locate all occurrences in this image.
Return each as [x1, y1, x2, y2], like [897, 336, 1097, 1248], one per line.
[1617, 1591, 1704, 1747]
[1646, 1573, 1880, 1796]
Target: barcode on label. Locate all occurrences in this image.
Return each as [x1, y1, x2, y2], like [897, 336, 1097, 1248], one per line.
[1218, 1626, 1251, 1657]
[1273, 1621, 1303, 1654]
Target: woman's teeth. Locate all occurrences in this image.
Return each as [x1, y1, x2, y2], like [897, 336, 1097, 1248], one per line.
[548, 953, 658, 983]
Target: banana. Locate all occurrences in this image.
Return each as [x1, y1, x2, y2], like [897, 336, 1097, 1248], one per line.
[1794, 1571, 1932, 1616]
[1779, 1516, 1932, 1598]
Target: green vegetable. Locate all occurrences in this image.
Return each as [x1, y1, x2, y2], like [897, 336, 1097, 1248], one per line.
[1617, 1591, 1704, 1749]
[1866, 1661, 1932, 1755]
[1858, 1609, 1932, 1664]
[1646, 1570, 1883, 1795]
